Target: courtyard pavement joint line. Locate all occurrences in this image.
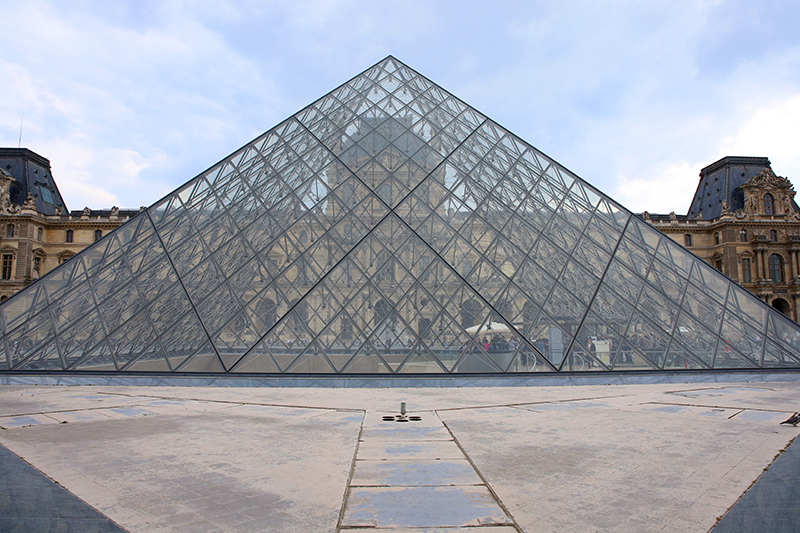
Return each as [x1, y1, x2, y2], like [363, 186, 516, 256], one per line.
[338, 408, 521, 531]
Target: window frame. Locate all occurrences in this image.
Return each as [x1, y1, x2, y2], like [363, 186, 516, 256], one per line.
[764, 193, 774, 215]
[769, 253, 783, 283]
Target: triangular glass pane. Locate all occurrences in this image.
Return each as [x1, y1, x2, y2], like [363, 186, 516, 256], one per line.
[5, 310, 56, 369]
[15, 340, 61, 371]
[673, 311, 718, 368]
[664, 340, 710, 370]
[176, 342, 225, 373]
[624, 312, 669, 369]
[160, 311, 212, 370]
[1, 284, 49, 334]
[108, 310, 159, 370]
[72, 340, 116, 371]
[611, 341, 655, 371]
[398, 344, 448, 373]
[726, 284, 767, 332]
[717, 310, 763, 367]
[767, 311, 800, 361]
[285, 347, 337, 373]
[125, 344, 170, 372]
[59, 309, 106, 369]
[763, 339, 800, 368]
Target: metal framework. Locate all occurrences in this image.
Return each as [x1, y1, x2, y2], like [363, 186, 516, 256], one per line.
[3, 56, 800, 375]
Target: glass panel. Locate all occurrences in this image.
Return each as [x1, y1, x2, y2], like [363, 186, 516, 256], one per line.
[688, 260, 729, 302]
[574, 311, 618, 370]
[655, 236, 694, 277]
[611, 340, 654, 371]
[176, 341, 224, 373]
[15, 340, 61, 371]
[636, 285, 679, 333]
[572, 234, 612, 280]
[716, 310, 763, 368]
[1, 284, 49, 334]
[624, 312, 669, 369]
[726, 284, 767, 332]
[602, 258, 645, 306]
[49, 281, 96, 333]
[7, 312, 58, 370]
[588, 283, 635, 333]
[768, 311, 800, 361]
[59, 309, 107, 369]
[558, 258, 599, 306]
[542, 284, 587, 338]
[108, 310, 160, 370]
[664, 340, 709, 370]
[763, 340, 800, 368]
[72, 341, 116, 371]
[681, 280, 725, 333]
[673, 311, 718, 368]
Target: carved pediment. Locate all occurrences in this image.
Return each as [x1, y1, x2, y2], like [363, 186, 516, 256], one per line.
[745, 168, 793, 190]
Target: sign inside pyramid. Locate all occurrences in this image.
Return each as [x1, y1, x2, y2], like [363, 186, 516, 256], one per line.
[3, 56, 800, 375]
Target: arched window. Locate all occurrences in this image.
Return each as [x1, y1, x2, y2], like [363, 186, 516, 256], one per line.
[6, 224, 14, 238]
[764, 193, 774, 215]
[769, 254, 783, 283]
[770, 230, 778, 242]
[684, 234, 692, 247]
[94, 229, 102, 241]
[714, 232, 720, 245]
[739, 229, 747, 242]
[65, 229, 73, 243]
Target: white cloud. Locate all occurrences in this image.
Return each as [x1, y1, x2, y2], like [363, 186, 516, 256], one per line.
[719, 93, 800, 181]
[614, 161, 702, 215]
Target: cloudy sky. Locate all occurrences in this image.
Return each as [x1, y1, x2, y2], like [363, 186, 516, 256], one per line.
[2, 0, 799, 215]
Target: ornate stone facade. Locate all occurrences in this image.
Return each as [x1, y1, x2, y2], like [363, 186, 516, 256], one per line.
[0, 150, 139, 301]
[648, 158, 800, 321]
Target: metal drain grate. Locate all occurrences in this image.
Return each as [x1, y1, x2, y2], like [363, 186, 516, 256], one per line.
[382, 415, 422, 422]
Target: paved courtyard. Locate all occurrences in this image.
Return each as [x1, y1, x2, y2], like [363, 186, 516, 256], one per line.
[1, 380, 799, 532]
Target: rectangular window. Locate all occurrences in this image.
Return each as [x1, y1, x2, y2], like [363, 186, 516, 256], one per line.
[32, 256, 41, 278]
[66, 229, 73, 243]
[2, 254, 13, 280]
[741, 258, 751, 283]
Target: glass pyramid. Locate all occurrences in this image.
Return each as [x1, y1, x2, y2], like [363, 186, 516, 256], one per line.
[3, 56, 800, 375]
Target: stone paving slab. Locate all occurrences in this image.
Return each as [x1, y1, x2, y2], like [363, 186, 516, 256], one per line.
[357, 440, 464, 460]
[352, 459, 483, 486]
[342, 486, 513, 528]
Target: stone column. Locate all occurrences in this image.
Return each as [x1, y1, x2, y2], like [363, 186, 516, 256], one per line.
[755, 249, 764, 280]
